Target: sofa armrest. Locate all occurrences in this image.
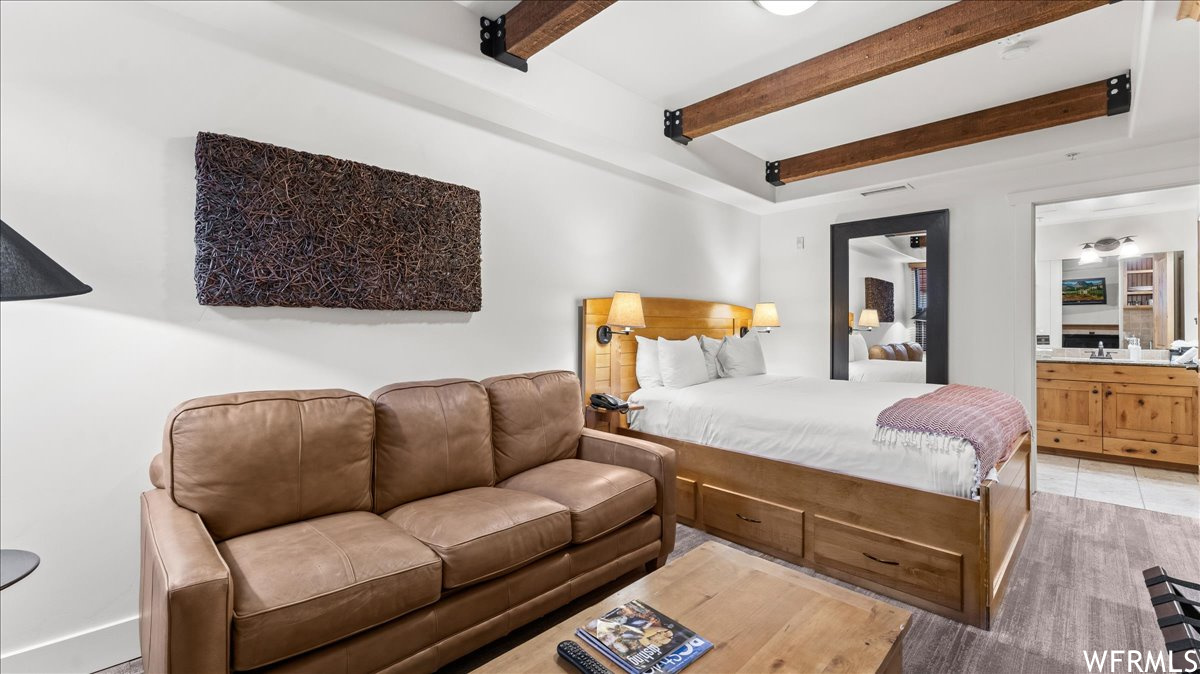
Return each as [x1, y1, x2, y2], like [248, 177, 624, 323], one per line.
[140, 489, 232, 674]
[578, 428, 676, 563]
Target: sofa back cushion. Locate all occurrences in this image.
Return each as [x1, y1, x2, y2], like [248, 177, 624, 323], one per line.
[163, 390, 374, 541]
[371, 379, 495, 512]
[481, 371, 583, 481]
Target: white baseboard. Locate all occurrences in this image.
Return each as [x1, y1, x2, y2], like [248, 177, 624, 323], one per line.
[0, 616, 138, 674]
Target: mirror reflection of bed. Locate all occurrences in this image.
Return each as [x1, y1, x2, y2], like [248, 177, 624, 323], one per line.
[845, 232, 928, 383]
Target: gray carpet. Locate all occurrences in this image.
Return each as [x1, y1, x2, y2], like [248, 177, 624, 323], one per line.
[99, 493, 1199, 673]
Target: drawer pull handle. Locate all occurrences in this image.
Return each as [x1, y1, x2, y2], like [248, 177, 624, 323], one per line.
[863, 552, 900, 566]
[736, 513, 762, 524]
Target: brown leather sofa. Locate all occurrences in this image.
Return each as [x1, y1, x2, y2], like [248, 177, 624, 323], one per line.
[139, 371, 675, 673]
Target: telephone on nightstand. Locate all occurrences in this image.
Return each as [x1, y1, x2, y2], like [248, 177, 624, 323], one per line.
[589, 393, 629, 411]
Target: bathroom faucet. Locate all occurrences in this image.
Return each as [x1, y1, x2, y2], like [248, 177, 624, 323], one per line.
[1090, 341, 1112, 360]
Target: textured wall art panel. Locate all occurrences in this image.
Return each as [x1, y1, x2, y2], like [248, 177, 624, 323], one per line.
[865, 277, 894, 322]
[194, 132, 481, 311]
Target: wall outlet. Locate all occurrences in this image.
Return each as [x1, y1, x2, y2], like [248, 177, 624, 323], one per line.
[796, 236, 805, 250]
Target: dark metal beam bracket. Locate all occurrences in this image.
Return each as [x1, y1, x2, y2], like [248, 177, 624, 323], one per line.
[480, 15, 528, 72]
[664, 109, 691, 145]
[1106, 71, 1131, 116]
[765, 161, 783, 186]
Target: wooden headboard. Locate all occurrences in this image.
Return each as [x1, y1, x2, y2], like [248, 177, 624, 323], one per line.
[580, 297, 753, 401]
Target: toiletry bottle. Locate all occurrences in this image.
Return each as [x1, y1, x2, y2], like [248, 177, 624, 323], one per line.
[1128, 336, 1142, 362]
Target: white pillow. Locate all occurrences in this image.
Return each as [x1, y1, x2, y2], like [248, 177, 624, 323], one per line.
[717, 333, 766, 377]
[634, 336, 663, 388]
[849, 333, 869, 362]
[657, 337, 710, 389]
[699, 335, 722, 380]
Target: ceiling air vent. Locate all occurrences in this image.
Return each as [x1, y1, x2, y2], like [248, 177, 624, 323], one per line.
[860, 183, 914, 197]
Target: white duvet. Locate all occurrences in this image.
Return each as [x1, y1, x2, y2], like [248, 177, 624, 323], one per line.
[628, 375, 985, 499]
[847, 359, 927, 383]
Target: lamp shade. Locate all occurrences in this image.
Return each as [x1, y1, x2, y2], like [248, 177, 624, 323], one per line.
[606, 291, 645, 329]
[849, 311, 855, 328]
[751, 302, 780, 328]
[1, 220, 92, 301]
[912, 307, 927, 322]
[858, 309, 880, 328]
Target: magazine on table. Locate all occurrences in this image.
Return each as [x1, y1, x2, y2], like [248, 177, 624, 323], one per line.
[575, 599, 712, 674]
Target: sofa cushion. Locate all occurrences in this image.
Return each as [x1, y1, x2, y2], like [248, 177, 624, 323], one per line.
[499, 459, 656, 543]
[481, 371, 584, 481]
[384, 487, 570, 589]
[164, 389, 374, 541]
[217, 511, 441, 670]
[371, 379, 495, 512]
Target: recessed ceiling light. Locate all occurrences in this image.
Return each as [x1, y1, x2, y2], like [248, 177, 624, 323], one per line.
[755, 1, 818, 16]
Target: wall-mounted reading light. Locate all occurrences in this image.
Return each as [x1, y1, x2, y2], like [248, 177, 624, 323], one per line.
[849, 308, 879, 334]
[596, 291, 645, 344]
[741, 302, 781, 336]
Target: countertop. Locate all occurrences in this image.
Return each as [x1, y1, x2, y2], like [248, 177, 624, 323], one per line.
[1036, 356, 1196, 369]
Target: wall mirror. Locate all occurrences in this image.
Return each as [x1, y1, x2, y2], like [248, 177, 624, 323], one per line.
[831, 210, 949, 384]
[1034, 184, 1198, 355]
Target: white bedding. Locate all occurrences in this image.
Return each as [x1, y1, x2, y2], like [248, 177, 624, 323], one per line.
[628, 375, 986, 498]
[848, 359, 927, 383]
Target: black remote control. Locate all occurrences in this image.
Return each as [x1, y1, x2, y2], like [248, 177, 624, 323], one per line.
[556, 640, 613, 674]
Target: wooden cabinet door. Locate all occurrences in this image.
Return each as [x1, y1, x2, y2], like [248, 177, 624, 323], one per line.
[1036, 378, 1102, 436]
[1102, 383, 1198, 447]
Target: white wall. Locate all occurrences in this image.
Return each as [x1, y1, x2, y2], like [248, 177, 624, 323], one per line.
[1035, 210, 1198, 343]
[0, 3, 760, 671]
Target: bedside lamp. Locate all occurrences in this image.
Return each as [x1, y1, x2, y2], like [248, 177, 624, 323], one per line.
[0, 219, 92, 590]
[741, 302, 780, 336]
[851, 309, 879, 334]
[596, 291, 645, 344]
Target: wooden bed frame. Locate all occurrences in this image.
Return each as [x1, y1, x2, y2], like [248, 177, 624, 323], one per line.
[580, 296, 1032, 629]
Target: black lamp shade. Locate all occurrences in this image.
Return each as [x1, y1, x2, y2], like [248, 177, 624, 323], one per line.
[0, 220, 92, 301]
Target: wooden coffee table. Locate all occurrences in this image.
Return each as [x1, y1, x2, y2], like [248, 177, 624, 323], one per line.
[478, 541, 911, 673]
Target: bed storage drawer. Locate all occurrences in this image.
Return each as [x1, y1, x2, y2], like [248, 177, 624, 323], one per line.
[812, 515, 963, 611]
[676, 477, 697, 522]
[1037, 430, 1102, 454]
[699, 485, 804, 559]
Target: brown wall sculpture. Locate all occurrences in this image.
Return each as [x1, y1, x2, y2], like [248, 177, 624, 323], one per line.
[194, 132, 481, 311]
[864, 277, 894, 322]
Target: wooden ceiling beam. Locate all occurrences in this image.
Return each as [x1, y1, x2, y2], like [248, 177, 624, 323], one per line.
[765, 73, 1130, 185]
[481, 0, 615, 72]
[666, 0, 1116, 144]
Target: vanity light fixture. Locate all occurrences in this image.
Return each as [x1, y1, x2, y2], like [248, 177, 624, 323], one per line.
[1079, 236, 1139, 264]
[741, 302, 781, 336]
[1079, 243, 1101, 265]
[754, 0, 817, 16]
[1118, 236, 1140, 258]
[596, 291, 645, 345]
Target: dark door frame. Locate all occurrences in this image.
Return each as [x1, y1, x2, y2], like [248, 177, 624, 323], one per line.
[830, 209, 949, 384]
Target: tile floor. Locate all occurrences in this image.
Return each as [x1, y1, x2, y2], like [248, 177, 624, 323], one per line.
[1037, 453, 1199, 518]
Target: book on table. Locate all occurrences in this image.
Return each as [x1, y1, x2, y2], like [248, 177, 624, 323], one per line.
[575, 599, 712, 674]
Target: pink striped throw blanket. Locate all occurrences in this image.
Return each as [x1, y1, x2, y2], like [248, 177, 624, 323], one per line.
[874, 384, 1030, 482]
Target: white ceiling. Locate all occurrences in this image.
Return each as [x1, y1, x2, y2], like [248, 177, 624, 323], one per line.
[177, 0, 1198, 213]
[1036, 184, 1200, 227]
[553, 0, 1141, 160]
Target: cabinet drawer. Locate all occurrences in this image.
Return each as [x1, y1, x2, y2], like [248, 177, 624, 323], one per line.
[699, 485, 804, 559]
[1037, 430, 1102, 454]
[812, 515, 963, 611]
[1102, 438, 1199, 466]
[676, 477, 696, 522]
